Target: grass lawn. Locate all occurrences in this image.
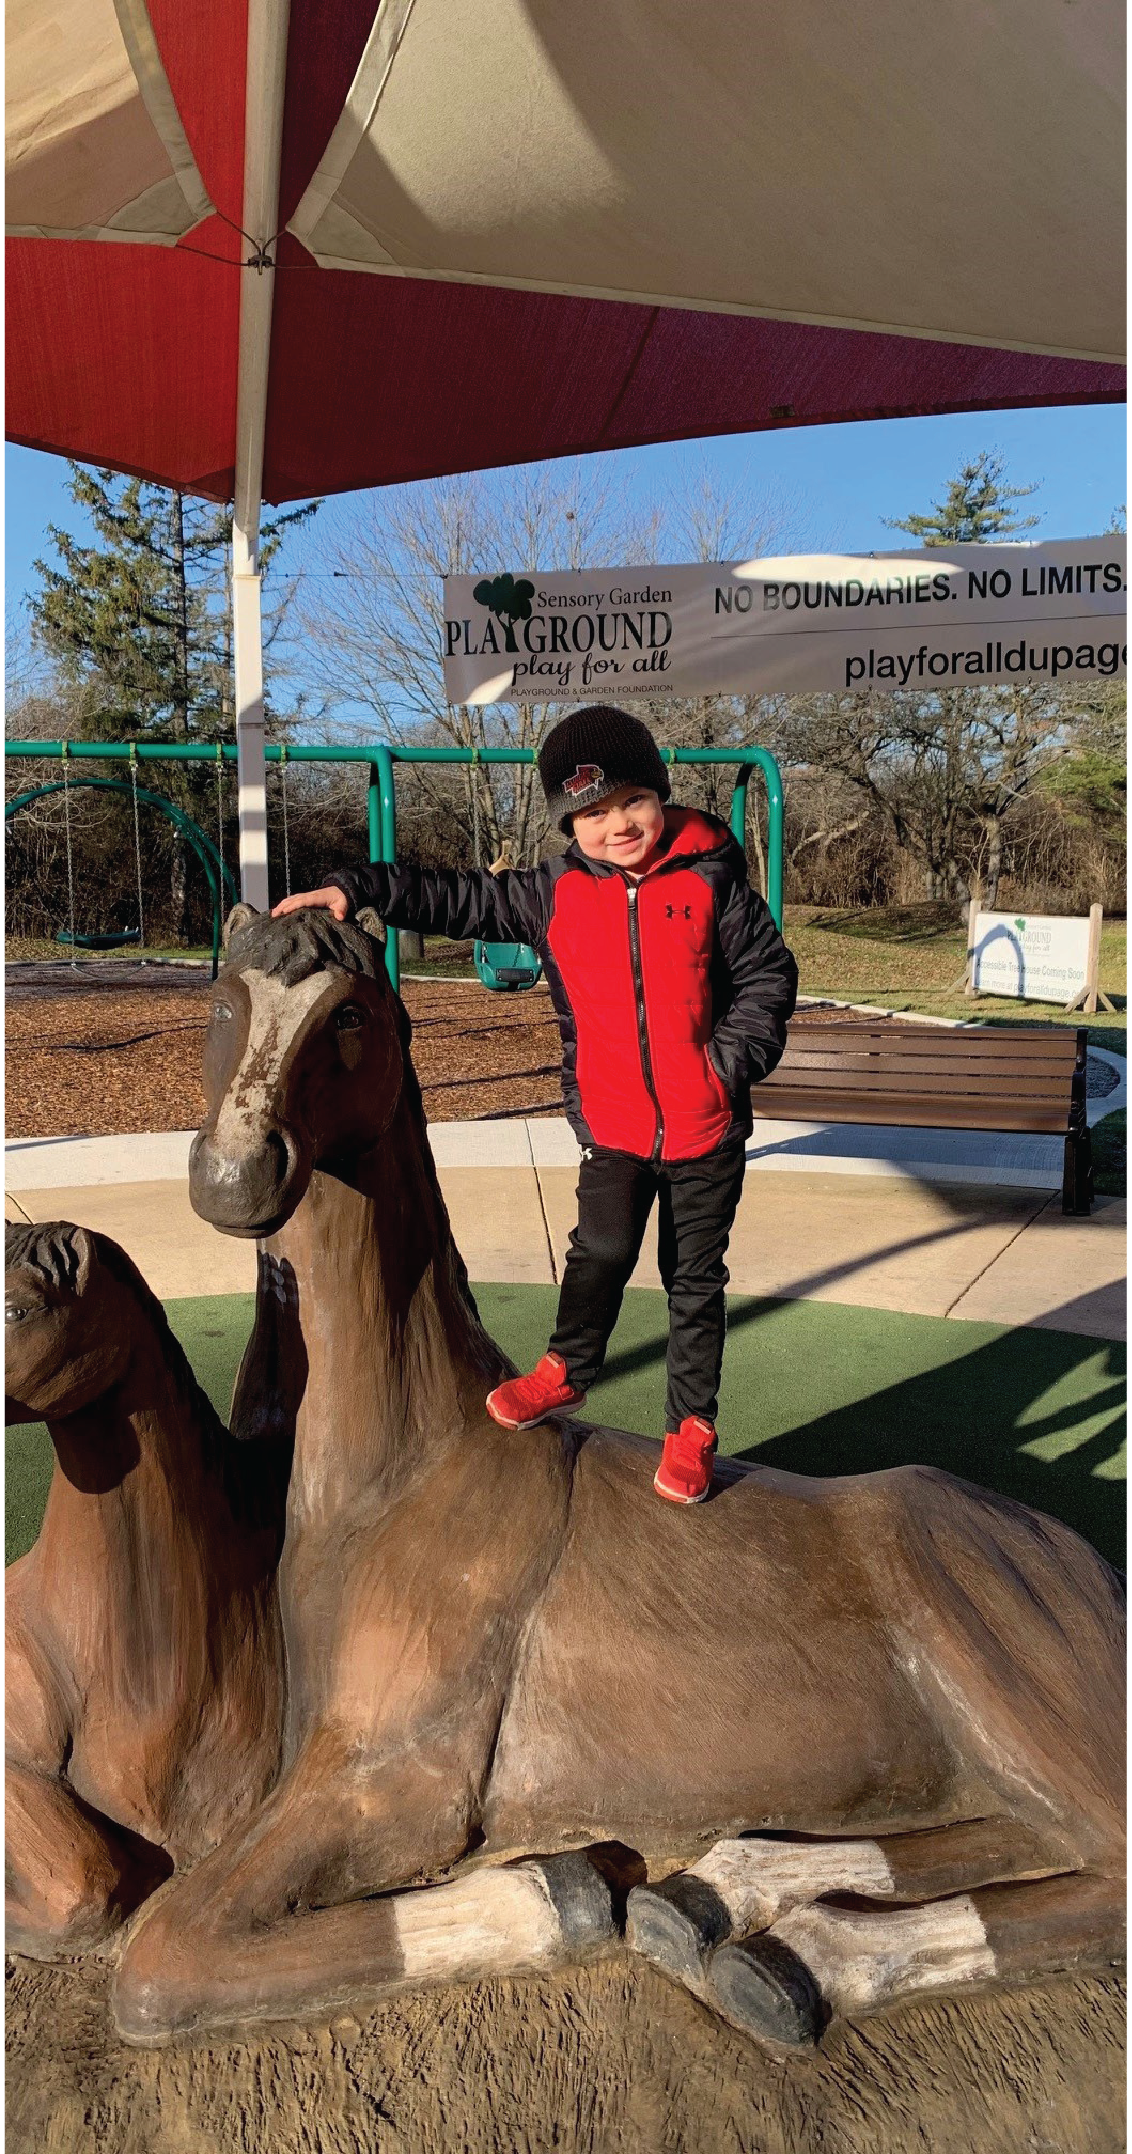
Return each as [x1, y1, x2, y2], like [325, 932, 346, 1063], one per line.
[306, 907, 1130, 1044]
[8, 907, 1125, 1038]
[784, 903, 1126, 1038]
[408, 906, 1128, 1027]
[4, 937, 215, 965]
[8, 1285, 1124, 1572]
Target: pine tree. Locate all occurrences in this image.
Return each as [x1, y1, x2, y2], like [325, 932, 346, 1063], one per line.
[883, 449, 1040, 548]
[32, 468, 222, 739]
[29, 464, 318, 935]
[31, 463, 318, 741]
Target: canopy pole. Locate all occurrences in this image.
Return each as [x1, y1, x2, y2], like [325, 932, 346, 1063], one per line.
[231, 0, 291, 912]
[233, 526, 268, 906]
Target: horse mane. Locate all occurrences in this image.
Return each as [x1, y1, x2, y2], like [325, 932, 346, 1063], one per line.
[227, 908, 415, 1063]
[226, 910, 388, 990]
[6, 1220, 86, 1293]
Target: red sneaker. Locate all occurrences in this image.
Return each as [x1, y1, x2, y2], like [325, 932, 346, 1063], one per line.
[486, 1352, 586, 1431]
[654, 1417, 718, 1504]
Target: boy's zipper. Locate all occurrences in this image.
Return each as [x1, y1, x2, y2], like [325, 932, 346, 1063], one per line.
[625, 882, 664, 1164]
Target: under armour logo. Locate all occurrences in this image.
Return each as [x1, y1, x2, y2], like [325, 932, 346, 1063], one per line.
[666, 903, 692, 920]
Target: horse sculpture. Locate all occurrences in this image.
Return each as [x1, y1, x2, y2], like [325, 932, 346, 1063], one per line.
[4, 1220, 287, 1957]
[112, 906, 1124, 2047]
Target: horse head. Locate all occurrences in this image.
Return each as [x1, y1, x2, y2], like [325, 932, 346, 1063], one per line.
[5, 1220, 131, 1422]
[189, 904, 407, 1238]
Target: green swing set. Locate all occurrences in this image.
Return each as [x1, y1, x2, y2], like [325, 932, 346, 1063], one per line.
[5, 748, 238, 978]
[467, 749, 542, 993]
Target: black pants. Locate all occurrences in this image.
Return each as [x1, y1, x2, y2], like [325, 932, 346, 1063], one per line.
[549, 1135, 747, 1431]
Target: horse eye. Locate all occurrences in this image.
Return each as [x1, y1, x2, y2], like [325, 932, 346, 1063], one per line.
[213, 1002, 233, 1023]
[5, 1304, 30, 1324]
[336, 1005, 365, 1032]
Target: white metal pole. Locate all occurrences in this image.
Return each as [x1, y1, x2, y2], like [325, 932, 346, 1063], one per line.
[232, 0, 291, 911]
[233, 523, 269, 908]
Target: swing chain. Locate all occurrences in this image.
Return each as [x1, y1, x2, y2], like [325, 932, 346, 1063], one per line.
[280, 743, 292, 897]
[61, 742, 78, 970]
[129, 746, 145, 952]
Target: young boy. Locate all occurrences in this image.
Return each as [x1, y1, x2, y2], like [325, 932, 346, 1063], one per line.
[273, 706, 798, 1503]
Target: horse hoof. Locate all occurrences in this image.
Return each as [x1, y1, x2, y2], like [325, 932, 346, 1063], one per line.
[706, 1934, 825, 2048]
[625, 1874, 732, 1990]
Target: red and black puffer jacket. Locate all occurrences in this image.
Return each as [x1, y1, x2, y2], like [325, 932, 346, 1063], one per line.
[329, 808, 798, 1163]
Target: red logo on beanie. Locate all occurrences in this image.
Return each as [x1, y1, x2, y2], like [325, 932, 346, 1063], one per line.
[563, 764, 605, 800]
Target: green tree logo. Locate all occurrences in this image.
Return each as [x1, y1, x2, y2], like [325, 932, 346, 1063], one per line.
[473, 574, 535, 653]
[1014, 917, 1027, 932]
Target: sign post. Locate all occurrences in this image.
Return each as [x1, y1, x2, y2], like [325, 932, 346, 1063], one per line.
[949, 877, 983, 995]
[1064, 905, 1117, 1016]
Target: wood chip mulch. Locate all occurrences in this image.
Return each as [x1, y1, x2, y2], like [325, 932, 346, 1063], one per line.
[5, 971, 567, 1138]
[4, 964, 899, 1141]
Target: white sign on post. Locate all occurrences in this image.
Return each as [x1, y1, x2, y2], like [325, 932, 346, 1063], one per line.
[442, 538, 1126, 706]
[972, 912, 1091, 1003]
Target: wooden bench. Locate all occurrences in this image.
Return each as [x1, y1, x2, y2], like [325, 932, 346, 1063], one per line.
[755, 1022, 1093, 1213]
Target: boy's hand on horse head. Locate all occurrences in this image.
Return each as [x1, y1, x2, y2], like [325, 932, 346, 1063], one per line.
[271, 887, 351, 922]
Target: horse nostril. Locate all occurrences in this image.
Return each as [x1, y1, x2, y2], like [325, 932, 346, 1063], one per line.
[262, 1129, 297, 1187]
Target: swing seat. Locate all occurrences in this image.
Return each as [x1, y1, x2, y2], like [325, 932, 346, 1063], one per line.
[56, 927, 141, 950]
[473, 940, 542, 991]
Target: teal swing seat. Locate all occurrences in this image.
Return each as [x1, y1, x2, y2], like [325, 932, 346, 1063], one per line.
[473, 940, 542, 991]
[56, 927, 141, 950]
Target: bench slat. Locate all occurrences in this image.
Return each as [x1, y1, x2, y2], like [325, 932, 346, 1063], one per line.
[771, 1052, 1076, 1078]
[786, 1028, 1076, 1061]
[751, 1092, 1072, 1133]
[763, 1068, 1074, 1099]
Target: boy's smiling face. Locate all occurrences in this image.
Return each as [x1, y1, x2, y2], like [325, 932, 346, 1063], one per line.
[570, 784, 665, 873]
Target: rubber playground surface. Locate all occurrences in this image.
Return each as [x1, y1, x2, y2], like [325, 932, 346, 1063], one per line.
[8, 1283, 1124, 1571]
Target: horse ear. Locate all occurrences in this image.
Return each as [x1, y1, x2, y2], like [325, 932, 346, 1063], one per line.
[223, 902, 259, 949]
[71, 1227, 94, 1294]
[355, 906, 387, 947]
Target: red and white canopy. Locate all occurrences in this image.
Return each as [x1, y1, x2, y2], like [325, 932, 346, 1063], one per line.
[7, 0, 1124, 508]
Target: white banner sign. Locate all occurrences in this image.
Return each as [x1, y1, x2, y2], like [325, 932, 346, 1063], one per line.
[972, 911, 1091, 1003]
[443, 538, 1126, 706]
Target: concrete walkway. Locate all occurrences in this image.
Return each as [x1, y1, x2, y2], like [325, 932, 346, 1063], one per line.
[6, 1122, 1125, 1342]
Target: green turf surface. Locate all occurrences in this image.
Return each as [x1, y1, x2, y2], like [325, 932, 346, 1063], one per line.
[7, 1286, 1124, 1569]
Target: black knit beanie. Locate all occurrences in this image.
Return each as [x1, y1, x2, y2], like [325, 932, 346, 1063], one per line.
[538, 706, 670, 832]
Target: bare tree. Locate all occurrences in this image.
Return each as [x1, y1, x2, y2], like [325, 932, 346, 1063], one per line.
[5, 606, 77, 742]
[760, 456, 1126, 906]
[295, 458, 817, 871]
[297, 466, 661, 866]
[767, 677, 1082, 904]
[633, 465, 797, 835]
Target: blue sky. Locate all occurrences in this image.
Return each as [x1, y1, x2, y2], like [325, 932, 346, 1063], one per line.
[7, 401, 1125, 700]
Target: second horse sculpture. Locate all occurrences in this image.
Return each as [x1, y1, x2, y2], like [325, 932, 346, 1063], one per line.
[5, 1220, 287, 1955]
[114, 906, 1125, 2046]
